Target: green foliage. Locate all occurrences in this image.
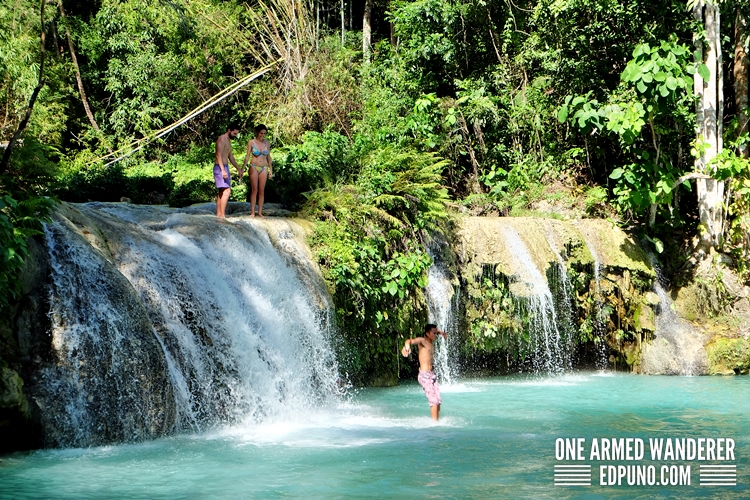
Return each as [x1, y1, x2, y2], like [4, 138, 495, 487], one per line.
[466, 278, 522, 353]
[0, 195, 53, 311]
[718, 142, 750, 277]
[0, 0, 72, 146]
[302, 145, 449, 383]
[707, 337, 750, 375]
[560, 40, 695, 221]
[584, 186, 608, 216]
[76, 0, 247, 146]
[388, 0, 465, 92]
[273, 129, 355, 207]
[4, 0, 749, 382]
[55, 148, 223, 206]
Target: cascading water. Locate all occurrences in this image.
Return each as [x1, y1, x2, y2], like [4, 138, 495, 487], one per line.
[499, 227, 571, 372]
[580, 238, 609, 368]
[39, 203, 342, 447]
[642, 262, 707, 375]
[540, 224, 578, 366]
[425, 246, 458, 384]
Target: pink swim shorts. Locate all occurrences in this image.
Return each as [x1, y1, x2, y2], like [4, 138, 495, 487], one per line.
[418, 370, 441, 406]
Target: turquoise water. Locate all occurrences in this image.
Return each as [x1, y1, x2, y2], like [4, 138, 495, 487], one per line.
[1, 373, 747, 499]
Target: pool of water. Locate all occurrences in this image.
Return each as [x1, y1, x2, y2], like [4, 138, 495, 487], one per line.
[1, 373, 747, 499]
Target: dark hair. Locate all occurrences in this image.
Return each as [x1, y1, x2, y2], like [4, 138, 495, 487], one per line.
[228, 122, 241, 131]
[424, 323, 437, 334]
[254, 124, 267, 136]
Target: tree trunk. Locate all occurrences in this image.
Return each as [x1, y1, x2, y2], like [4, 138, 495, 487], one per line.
[695, 2, 726, 253]
[363, 0, 372, 62]
[340, 0, 345, 45]
[736, 9, 749, 157]
[0, 0, 46, 175]
[58, 0, 102, 133]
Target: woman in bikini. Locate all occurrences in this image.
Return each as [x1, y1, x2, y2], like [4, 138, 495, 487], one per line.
[242, 124, 273, 217]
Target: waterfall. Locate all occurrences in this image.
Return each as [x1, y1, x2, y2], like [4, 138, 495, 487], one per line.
[642, 263, 707, 375]
[581, 239, 608, 368]
[425, 246, 458, 384]
[38, 203, 342, 447]
[499, 226, 571, 373]
[541, 223, 577, 367]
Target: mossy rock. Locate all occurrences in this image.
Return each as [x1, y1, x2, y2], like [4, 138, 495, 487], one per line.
[572, 219, 655, 286]
[0, 364, 30, 418]
[707, 337, 750, 375]
[633, 303, 655, 333]
[623, 339, 641, 369]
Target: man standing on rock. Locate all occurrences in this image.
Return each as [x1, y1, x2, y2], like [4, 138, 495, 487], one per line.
[402, 323, 448, 420]
[214, 123, 243, 218]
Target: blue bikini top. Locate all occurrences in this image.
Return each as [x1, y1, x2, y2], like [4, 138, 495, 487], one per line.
[252, 141, 269, 157]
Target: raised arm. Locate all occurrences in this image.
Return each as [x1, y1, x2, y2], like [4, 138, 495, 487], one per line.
[402, 337, 425, 357]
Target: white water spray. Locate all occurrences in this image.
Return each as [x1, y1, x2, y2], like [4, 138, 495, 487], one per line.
[41, 203, 342, 447]
[642, 263, 707, 375]
[425, 246, 458, 384]
[500, 227, 570, 372]
[580, 238, 609, 368]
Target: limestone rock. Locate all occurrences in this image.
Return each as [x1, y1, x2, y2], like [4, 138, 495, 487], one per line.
[643, 291, 660, 306]
[634, 304, 655, 333]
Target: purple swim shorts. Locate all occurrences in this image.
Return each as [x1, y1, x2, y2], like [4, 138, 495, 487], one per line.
[213, 164, 231, 189]
[418, 370, 441, 406]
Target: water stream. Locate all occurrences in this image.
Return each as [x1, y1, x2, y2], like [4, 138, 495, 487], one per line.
[581, 238, 609, 368]
[642, 258, 708, 375]
[4, 205, 743, 498]
[425, 245, 458, 384]
[499, 226, 570, 372]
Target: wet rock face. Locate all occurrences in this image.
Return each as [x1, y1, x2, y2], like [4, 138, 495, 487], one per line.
[0, 209, 176, 450]
[27, 212, 177, 448]
[3, 202, 342, 450]
[1, 237, 48, 452]
[454, 217, 658, 371]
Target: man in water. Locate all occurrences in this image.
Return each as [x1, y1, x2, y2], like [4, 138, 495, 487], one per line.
[402, 323, 448, 420]
[214, 123, 244, 218]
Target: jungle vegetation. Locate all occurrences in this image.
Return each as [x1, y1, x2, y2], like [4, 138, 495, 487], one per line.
[1, 0, 749, 382]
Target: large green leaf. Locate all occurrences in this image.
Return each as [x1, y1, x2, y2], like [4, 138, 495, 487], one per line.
[609, 168, 624, 180]
[697, 64, 710, 81]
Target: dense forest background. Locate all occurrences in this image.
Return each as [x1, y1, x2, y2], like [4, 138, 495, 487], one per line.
[2, 0, 750, 381]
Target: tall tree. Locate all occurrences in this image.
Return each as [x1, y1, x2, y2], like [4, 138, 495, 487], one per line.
[693, 0, 726, 253]
[0, 0, 46, 175]
[363, 0, 373, 62]
[57, 0, 102, 134]
[736, 8, 749, 157]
